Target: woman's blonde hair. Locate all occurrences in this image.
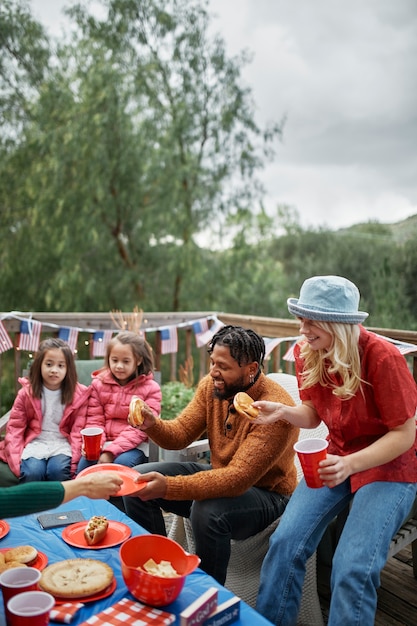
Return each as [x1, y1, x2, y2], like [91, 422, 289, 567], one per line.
[299, 322, 362, 399]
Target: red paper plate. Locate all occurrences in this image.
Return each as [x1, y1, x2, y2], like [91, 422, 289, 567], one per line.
[62, 520, 131, 549]
[0, 520, 10, 540]
[0, 548, 48, 571]
[76, 463, 145, 496]
[53, 576, 117, 604]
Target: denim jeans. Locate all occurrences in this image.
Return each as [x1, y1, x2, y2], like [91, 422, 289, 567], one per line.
[123, 460, 290, 584]
[256, 478, 417, 626]
[20, 454, 72, 482]
[77, 448, 147, 473]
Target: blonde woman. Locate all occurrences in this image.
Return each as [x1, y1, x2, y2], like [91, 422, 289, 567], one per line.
[253, 276, 417, 626]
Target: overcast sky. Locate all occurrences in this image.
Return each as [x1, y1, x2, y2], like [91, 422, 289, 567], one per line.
[30, 0, 417, 231]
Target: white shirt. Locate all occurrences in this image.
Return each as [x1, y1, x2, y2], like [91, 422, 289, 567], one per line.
[22, 386, 72, 460]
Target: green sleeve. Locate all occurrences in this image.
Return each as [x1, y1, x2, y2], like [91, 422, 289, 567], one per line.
[0, 482, 65, 518]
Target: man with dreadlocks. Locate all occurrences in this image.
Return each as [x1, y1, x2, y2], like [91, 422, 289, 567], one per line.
[123, 325, 299, 584]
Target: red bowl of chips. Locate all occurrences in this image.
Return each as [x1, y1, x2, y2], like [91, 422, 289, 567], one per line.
[119, 534, 200, 606]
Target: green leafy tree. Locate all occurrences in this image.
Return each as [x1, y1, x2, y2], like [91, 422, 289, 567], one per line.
[0, 0, 282, 313]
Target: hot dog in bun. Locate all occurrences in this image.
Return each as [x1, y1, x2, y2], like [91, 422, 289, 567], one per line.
[233, 392, 259, 420]
[128, 395, 145, 426]
[84, 516, 109, 546]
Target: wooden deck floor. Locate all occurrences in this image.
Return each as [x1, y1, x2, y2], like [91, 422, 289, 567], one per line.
[320, 545, 417, 625]
[163, 512, 417, 624]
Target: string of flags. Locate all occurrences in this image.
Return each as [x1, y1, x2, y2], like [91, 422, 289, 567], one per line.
[1, 312, 417, 360]
[0, 312, 226, 357]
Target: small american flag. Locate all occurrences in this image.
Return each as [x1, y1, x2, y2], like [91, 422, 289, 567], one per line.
[374, 333, 417, 356]
[263, 337, 291, 358]
[283, 340, 298, 362]
[0, 321, 13, 354]
[194, 318, 225, 347]
[92, 330, 113, 357]
[58, 327, 79, 353]
[18, 319, 42, 352]
[192, 318, 210, 348]
[160, 326, 178, 355]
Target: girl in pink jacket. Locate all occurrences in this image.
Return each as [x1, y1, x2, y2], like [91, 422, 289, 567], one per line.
[0, 338, 89, 482]
[77, 331, 161, 474]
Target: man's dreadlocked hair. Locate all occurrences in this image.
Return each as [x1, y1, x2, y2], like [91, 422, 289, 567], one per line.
[208, 325, 265, 369]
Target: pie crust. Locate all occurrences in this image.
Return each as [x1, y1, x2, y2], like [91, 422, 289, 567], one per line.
[39, 558, 114, 598]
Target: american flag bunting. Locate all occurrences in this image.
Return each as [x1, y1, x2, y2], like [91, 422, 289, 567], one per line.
[263, 336, 297, 358]
[18, 319, 42, 352]
[160, 326, 178, 355]
[283, 340, 298, 362]
[58, 327, 79, 353]
[92, 330, 113, 357]
[192, 318, 225, 347]
[192, 318, 210, 347]
[374, 333, 417, 356]
[0, 321, 13, 354]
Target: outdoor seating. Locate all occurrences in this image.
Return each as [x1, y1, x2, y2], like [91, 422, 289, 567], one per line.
[168, 372, 326, 624]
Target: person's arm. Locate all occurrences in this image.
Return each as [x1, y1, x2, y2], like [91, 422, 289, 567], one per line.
[319, 417, 416, 488]
[61, 472, 123, 502]
[252, 399, 321, 428]
[0, 473, 123, 519]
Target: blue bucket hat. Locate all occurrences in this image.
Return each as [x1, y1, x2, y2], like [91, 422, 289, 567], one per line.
[287, 275, 368, 324]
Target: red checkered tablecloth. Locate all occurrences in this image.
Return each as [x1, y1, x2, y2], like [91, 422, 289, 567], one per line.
[50, 602, 85, 623]
[78, 598, 176, 625]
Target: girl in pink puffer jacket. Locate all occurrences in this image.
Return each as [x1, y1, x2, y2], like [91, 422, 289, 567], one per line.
[0, 338, 89, 482]
[77, 331, 161, 474]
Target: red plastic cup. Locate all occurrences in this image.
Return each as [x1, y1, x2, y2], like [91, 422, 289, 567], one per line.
[7, 591, 54, 626]
[294, 438, 329, 488]
[81, 427, 103, 461]
[0, 568, 41, 626]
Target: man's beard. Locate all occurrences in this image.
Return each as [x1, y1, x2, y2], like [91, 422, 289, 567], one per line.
[212, 376, 247, 401]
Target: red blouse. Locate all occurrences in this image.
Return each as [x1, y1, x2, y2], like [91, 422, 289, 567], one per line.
[295, 326, 417, 492]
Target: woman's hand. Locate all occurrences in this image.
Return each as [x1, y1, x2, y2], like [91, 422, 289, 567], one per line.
[251, 401, 288, 424]
[317, 454, 353, 488]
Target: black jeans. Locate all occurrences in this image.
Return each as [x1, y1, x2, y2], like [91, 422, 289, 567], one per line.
[123, 460, 290, 584]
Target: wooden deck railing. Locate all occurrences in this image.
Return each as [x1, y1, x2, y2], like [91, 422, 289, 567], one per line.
[1, 312, 417, 392]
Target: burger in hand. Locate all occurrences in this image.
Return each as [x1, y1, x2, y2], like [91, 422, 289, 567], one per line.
[128, 395, 146, 427]
[233, 392, 259, 420]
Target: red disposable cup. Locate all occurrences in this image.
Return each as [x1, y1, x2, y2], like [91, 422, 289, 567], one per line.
[7, 591, 54, 626]
[81, 427, 103, 461]
[294, 438, 329, 488]
[0, 568, 41, 626]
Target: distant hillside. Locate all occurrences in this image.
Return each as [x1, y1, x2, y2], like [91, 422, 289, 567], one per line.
[340, 214, 417, 244]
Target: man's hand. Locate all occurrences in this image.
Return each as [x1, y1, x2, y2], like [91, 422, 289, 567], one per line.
[132, 471, 167, 500]
[128, 401, 157, 430]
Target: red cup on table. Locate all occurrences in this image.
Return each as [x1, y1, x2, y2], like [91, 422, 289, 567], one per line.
[0, 567, 41, 626]
[81, 427, 104, 461]
[7, 591, 54, 626]
[294, 438, 329, 488]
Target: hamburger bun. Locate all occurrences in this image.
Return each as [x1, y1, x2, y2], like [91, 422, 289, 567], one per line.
[0, 561, 27, 573]
[4, 545, 38, 565]
[233, 392, 259, 420]
[128, 395, 145, 426]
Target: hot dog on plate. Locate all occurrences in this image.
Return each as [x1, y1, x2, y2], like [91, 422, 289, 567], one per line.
[84, 516, 109, 545]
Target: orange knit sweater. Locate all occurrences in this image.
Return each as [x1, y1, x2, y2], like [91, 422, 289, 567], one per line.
[146, 373, 299, 501]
